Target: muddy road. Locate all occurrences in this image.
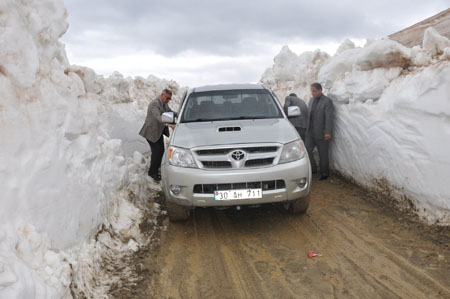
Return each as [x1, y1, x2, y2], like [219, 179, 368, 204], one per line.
[137, 176, 450, 299]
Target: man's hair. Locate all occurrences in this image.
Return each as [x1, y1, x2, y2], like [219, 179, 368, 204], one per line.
[161, 88, 172, 95]
[311, 82, 322, 90]
[289, 93, 297, 97]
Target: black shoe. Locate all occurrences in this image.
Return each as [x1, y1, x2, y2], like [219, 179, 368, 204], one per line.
[319, 175, 328, 181]
[149, 173, 161, 181]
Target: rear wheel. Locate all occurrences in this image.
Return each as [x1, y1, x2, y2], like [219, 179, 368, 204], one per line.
[166, 200, 190, 222]
[284, 194, 310, 214]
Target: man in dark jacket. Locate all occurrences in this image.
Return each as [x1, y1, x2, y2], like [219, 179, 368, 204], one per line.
[305, 83, 334, 180]
[139, 89, 176, 181]
[284, 93, 308, 140]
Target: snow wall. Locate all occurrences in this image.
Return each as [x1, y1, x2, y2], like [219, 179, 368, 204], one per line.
[0, 0, 183, 297]
[261, 28, 450, 225]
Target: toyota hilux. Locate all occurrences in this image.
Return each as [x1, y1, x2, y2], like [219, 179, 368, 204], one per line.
[160, 84, 311, 221]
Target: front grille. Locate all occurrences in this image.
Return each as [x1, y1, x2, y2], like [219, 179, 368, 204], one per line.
[243, 147, 278, 153]
[202, 161, 232, 168]
[245, 158, 274, 167]
[196, 149, 229, 155]
[193, 180, 286, 194]
[196, 146, 278, 156]
[195, 145, 280, 169]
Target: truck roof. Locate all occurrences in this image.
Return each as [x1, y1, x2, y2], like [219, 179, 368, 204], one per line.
[192, 83, 266, 93]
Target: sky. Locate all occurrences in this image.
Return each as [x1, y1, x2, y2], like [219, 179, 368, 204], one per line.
[61, 0, 449, 87]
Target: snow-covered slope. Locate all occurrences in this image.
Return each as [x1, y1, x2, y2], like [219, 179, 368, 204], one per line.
[0, 0, 182, 297]
[261, 27, 450, 225]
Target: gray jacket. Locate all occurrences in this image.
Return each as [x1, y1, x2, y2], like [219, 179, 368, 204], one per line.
[284, 95, 308, 129]
[307, 94, 334, 140]
[139, 97, 175, 142]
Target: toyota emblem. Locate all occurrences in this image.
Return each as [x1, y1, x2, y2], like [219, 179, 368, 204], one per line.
[231, 150, 245, 161]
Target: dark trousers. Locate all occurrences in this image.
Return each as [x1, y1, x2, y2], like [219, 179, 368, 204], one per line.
[296, 127, 306, 141]
[305, 136, 329, 176]
[147, 135, 164, 176]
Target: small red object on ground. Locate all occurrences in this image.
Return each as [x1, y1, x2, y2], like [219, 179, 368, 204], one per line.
[307, 250, 323, 258]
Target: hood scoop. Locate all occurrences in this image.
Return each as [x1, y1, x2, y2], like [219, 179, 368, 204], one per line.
[218, 126, 241, 132]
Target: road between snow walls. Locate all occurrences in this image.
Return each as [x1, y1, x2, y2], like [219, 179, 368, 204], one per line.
[1, 0, 449, 298]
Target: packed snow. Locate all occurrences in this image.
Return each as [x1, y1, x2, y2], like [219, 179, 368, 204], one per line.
[261, 27, 450, 225]
[0, 0, 182, 298]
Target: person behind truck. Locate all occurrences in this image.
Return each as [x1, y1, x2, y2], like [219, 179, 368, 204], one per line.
[284, 93, 308, 141]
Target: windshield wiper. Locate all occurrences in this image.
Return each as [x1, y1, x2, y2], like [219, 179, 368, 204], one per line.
[183, 116, 273, 123]
[183, 118, 225, 123]
[225, 116, 271, 120]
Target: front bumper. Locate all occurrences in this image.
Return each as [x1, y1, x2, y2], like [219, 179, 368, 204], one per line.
[161, 156, 311, 208]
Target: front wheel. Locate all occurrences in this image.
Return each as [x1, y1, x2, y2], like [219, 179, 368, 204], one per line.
[284, 194, 310, 214]
[166, 200, 190, 222]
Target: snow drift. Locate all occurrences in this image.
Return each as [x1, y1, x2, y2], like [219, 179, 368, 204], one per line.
[0, 0, 182, 297]
[261, 27, 450, 225]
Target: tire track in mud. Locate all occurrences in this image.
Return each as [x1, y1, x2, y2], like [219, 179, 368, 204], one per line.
[147, 176, 450, 299]
[311, 183, 450, 298]
[211, 210, 295, 299]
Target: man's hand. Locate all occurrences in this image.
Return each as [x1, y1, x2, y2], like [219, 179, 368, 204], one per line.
[168, 124, 176, 130]
[324, 134, 331, 141]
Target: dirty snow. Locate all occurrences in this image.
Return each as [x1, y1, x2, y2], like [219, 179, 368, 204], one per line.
[0, 0, 181, 298]
[261, 29, 450, 225]
[69, 157, 165, 298]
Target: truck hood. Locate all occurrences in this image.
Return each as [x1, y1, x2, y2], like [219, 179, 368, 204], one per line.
[171, 119, 299, 148]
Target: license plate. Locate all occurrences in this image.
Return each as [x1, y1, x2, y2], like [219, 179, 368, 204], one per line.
[214, 189, 262, 200]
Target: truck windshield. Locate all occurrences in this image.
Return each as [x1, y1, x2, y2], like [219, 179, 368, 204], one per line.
[180, 89, 283, 123]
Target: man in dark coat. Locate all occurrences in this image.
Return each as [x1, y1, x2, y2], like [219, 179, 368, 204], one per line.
[284, 93, 308, 141]
[305, 83, 334, 180]
[139, 89, 176, 181]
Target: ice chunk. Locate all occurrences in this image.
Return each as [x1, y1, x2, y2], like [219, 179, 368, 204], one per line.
[355, 39, 412, 71]
[411, 45, 433, 67]
[423, 27, 450, 56]
[318, 48, 359, 89]
[441, 47, 450, 60]
[335, 38, 356, 55]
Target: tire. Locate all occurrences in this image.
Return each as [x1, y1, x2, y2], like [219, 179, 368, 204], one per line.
[286, 194, 310, 214]
[166, 200, 190, 222]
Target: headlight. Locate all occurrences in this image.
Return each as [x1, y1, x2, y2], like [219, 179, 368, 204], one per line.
[279, 140, 306, 164]
[168, 146, 198, 168]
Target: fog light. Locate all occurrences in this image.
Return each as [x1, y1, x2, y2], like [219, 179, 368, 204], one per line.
[170, 185, 181, 195]
[297, 178, 307, 188]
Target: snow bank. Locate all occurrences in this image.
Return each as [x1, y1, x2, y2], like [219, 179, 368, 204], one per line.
[261, 28, 450, 225]
[95, 72, 184, 156]
[0, 0, 182, 297]
[261, 46, 329, 102]
[67, 67, 185, 156]
[70, 156, 164, 298]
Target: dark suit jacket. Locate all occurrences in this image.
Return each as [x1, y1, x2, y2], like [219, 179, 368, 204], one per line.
[284, 95, 308, 129]
[139, 97, 175, 142]
[307, 94, 334, 140]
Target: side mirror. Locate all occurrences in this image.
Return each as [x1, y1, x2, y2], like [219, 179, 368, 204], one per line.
[161, 112, 175, 124]
[287, 106, 301, 117]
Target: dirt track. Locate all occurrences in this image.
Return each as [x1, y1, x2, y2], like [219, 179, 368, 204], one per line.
[137, 176, 450, 299]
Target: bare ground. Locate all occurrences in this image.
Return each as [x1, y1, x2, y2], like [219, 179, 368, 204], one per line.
[118, 175, 450, 299]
